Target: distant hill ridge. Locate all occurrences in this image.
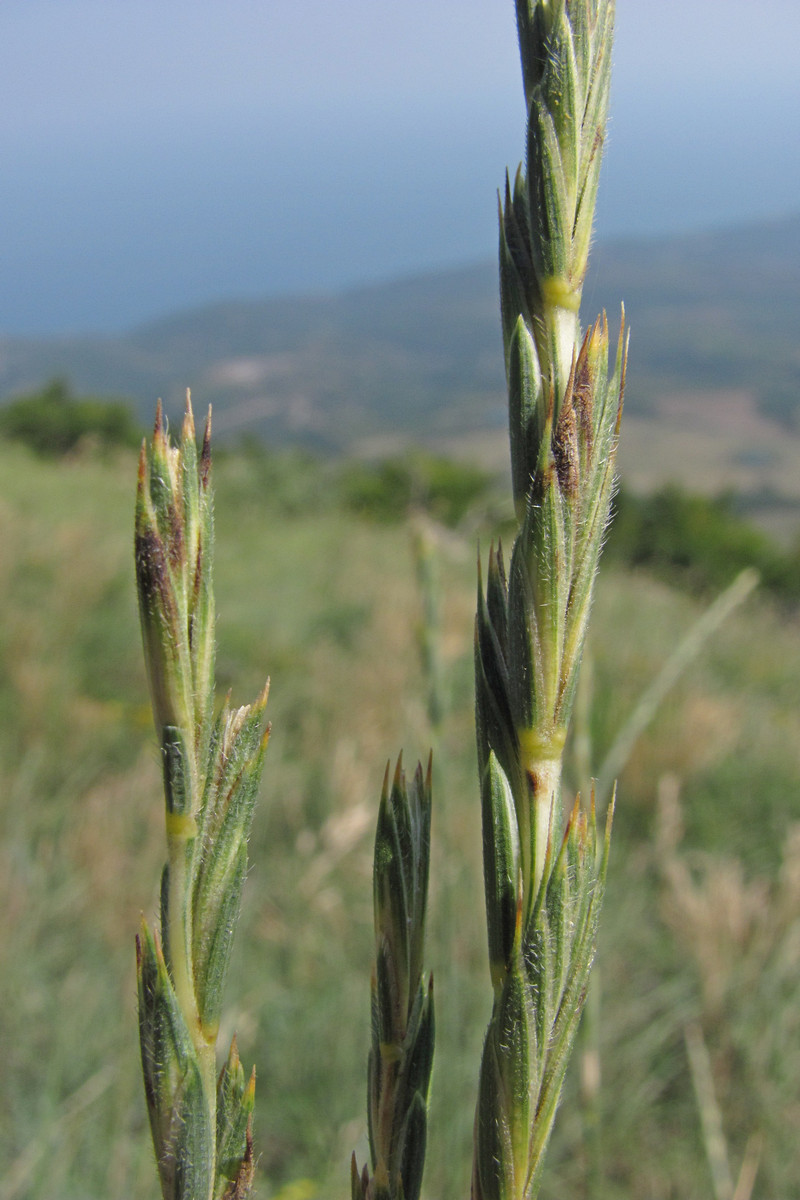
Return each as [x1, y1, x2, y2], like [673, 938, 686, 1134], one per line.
[1, 213, 798, 450]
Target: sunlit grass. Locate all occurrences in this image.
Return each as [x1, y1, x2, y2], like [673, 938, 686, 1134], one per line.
[1, 442, 798, 1198]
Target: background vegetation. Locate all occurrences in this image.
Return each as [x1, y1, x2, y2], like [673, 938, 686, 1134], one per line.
[1, 425, 798, 1199]
[1, 216, 798, 450]
[0, 379, 141, 457]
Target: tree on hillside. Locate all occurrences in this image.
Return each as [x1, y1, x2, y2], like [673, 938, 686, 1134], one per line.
[0, 377, 141, 456]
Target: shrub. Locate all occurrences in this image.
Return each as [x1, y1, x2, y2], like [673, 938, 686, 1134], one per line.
[607, 484, 800, 603]
[0, 378, 141, 456]
[338, 450, 491, 526]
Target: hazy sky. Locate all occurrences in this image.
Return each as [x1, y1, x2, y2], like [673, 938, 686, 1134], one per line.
[1, 0, 799, 333]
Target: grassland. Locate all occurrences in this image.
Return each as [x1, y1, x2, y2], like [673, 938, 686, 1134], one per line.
[1, 439, 799, 1199]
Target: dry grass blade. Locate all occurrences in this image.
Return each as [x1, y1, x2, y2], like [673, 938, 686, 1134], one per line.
[596, 567, 759, 803]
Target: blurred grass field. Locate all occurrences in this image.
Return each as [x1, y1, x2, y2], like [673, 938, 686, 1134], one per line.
[1, 438, 799, 1199]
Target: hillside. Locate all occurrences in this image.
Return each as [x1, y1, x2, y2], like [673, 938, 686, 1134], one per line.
[1, 215, 799, 512]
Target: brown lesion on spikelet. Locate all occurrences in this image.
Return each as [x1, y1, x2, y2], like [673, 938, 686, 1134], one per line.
[553, 392, 579, 498]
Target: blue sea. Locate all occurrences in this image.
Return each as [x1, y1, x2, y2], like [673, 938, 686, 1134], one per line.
[1, 87, 797, 337]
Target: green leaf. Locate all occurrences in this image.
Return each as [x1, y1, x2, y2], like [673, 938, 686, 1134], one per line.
[481, 753, 520, 991]
[475, 559, 517, 782]
[507, 316, 544, 513]
[364, 759, 434, 1200]
[161, 726, 194, 818]
[194, 844, 248, 1035]
[215, 1038, 256, 1200]
[400, 979, 435, 1115]
[136, 921, 214, 1200]
[397, 1091, 428, 1200]
[475, 1031, 514, 1200]
[475, 962, 536, 1200]
[506, 536, 540, 733]
[192, 695, 269, 1030]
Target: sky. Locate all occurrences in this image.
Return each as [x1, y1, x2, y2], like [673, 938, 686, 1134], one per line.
[1, 0, 799, 335]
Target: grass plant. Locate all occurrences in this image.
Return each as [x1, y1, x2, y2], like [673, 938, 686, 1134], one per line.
[134, 3, 626, 1197]
[3, 4, 799, 1199]
[470, 3, 625, 1195]
[135, 401, 269, 1200]
[352, 756, 434, 1200]
[1, 432, 798, 1198]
